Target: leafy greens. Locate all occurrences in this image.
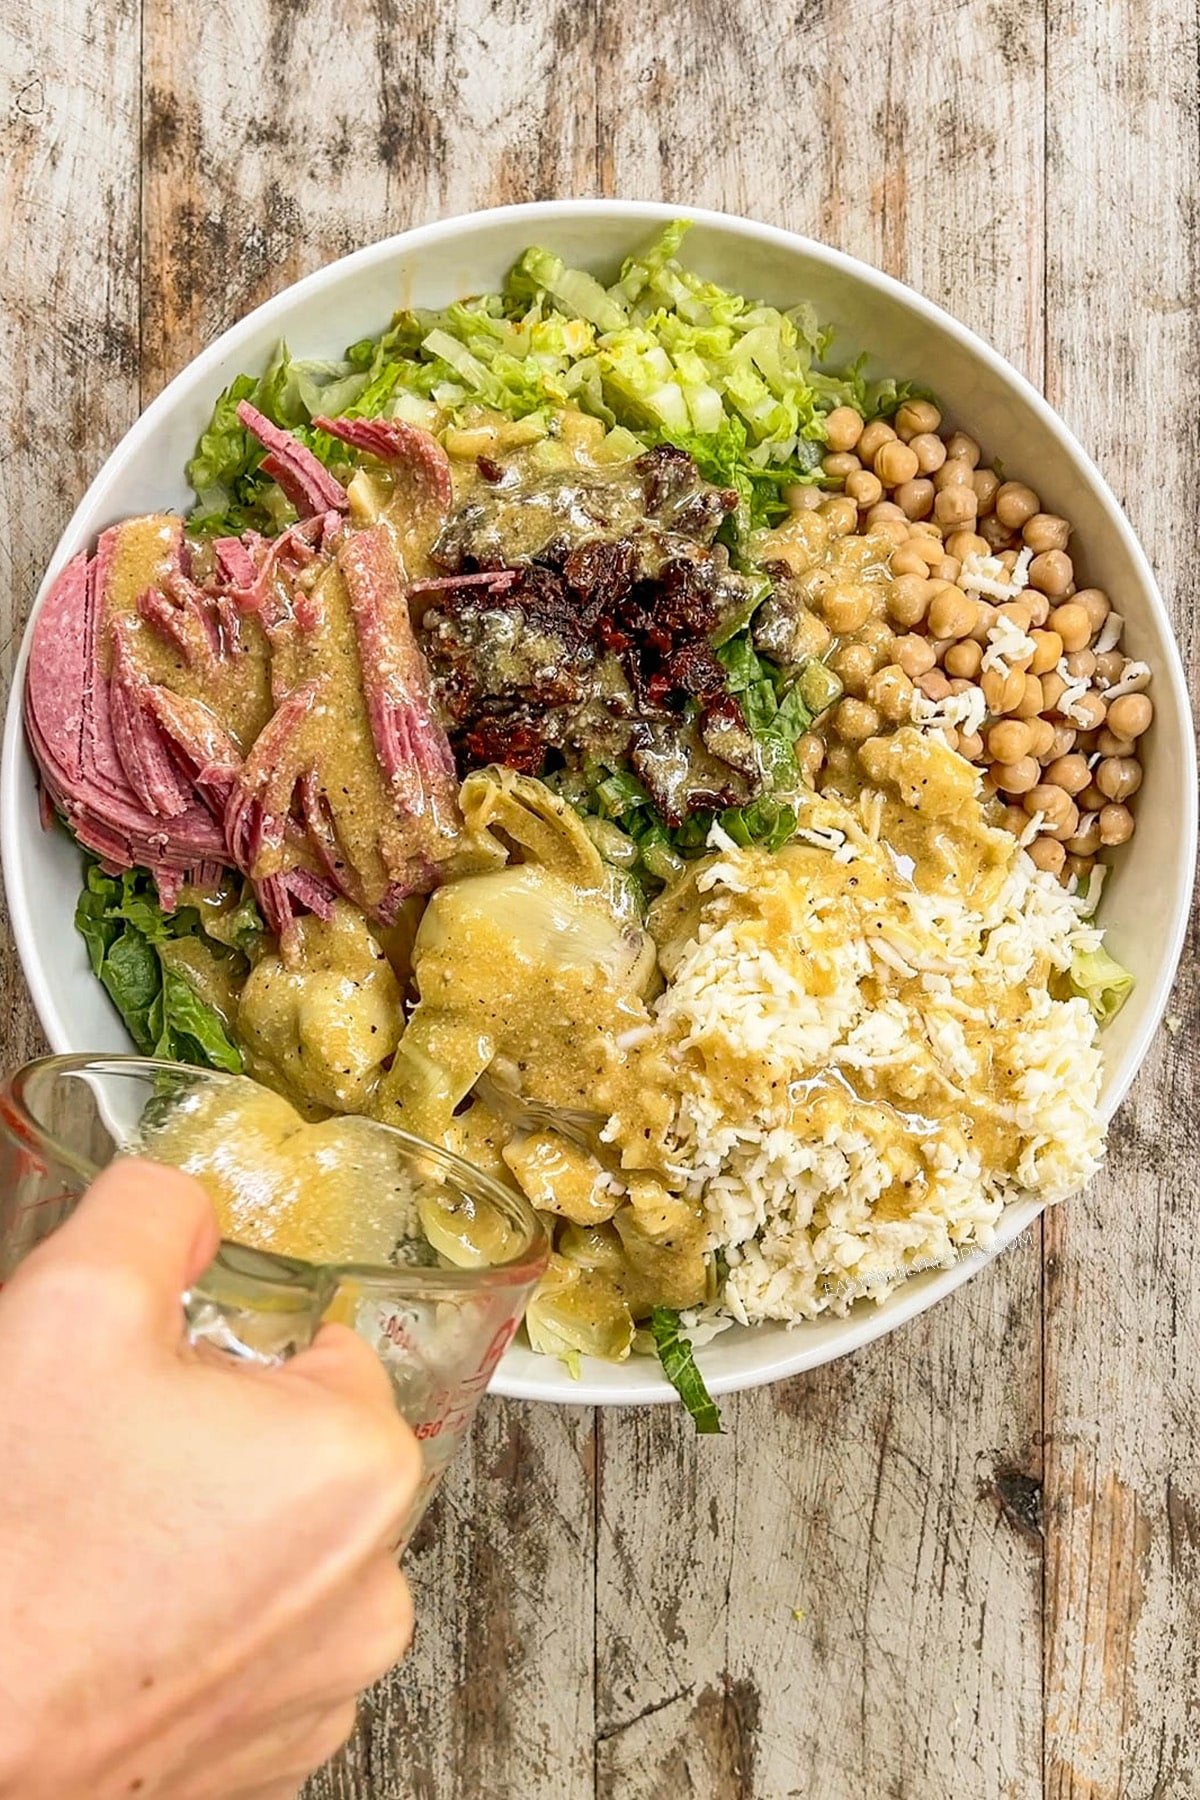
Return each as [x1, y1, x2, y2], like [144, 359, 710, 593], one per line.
[74, 860, 259, 1073]
[650, 1307, 724, 1434]
[186, 219, 922, 540]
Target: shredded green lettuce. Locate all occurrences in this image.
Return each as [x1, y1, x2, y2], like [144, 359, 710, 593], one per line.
[1065, 944, 1134, 1026]
[650, 1307, 723, 1434]
[186, 219, 925, 540]
[74, 860, 257, 1072]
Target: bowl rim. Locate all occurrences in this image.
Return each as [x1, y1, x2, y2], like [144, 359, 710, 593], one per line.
[3, 198, 1195, 1405]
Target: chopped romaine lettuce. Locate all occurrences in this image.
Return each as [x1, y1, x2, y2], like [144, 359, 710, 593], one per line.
[1066, 944, 1134, 1026]
[650, 1307, 723, 1434]
[186, 219, 926, 540]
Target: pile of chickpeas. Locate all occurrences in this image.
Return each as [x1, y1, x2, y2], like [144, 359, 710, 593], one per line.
[786, 398, 1153, 885]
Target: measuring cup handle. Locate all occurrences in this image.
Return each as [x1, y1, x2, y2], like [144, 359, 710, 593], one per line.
[182, 1243, 337, 1365]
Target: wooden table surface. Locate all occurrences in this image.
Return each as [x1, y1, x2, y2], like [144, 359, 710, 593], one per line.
[2, 4, 1197, 1796]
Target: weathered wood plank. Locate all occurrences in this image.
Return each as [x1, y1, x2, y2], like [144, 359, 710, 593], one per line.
[595, 4, 1048, 1795]
[137, 7, 604, 1797]
[0, 0, 142, 1068]
[1043, 3, 1200, 1793]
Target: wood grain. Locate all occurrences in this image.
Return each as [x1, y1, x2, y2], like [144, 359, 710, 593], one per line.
[0, 1, 1196, 1796]
[1042, 2, 1200, 1794]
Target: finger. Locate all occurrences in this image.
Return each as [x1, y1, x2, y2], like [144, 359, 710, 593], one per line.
[253, 1555, 415, 1716]
[22, 1157, 219, 1344]
[214, 1701, 359, 1799]
[280, 1321, 400, 1420]
[276, 1325, 423, 1546]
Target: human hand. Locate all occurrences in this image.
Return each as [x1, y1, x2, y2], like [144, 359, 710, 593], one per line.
[0, 1158, 420, 1799]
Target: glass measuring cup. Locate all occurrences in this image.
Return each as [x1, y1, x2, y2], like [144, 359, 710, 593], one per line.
[0, 1055, 548, 1545]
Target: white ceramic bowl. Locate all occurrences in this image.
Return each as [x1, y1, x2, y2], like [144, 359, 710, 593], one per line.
[3, 202, 1195, 1406]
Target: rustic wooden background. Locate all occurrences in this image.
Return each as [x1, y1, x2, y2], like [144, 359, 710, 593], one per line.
[2, 3, 1197, 1795]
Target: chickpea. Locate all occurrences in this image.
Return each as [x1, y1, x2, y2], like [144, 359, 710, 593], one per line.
[945, 529, 988, 562]
[867, 664, 917, 722]
[980, 513, 1016, 551]
[1075, 588, 1111, 635]
[934, 556, 962, 583]
[1021, 718, 1052, 759]
[1066, 815, 1102, 856]
[1043, 604, 1093, 655]
[1106, 692, 1153, 739]
[947, 676, 973, 696]
[821, 584, 874, 634]
[969, 601, 998, 645]
[1023, 512, 1071, 554]
[1078, 781, 1107, 813]
[1065, 648, 1097, 680]
[872, 518, 910, 548]
[894, 399, 942, 439]
[865, 500, 907, 526]
[945, 431, 981, 468]
[1098, 728, 1137, 758]
[831, 641, 876, 696]
[972, 468, 1000, 515]
[1045, 753, 1091, 795]
[833, 697, 882, 743]
[846, 468, 884, 508]
[988, 719, 1033, 764]
[889, 543, 928, 578]
[927, 585, 978, 640]
[1041, 671, 1067, 712]
[997, 598, 1035, 634]
[1029, 549, 1074, 598]
[1022, 589, 1051, 627]
[893, 478, 935, 521]
[873, 439, 920, 489]
[1099, 803, 1135, 846]
[1024, 782, 1078, 834]
[858, 615, 897, 658]
[994, 481, 1040, 530]
[785, 483, 825, 513]
[822, 450, 861, 479]
[820, 495, 859, 535]
[1028, 836, 1067, 875]
[934, 485, 979, 529]
[940, 725, 961, 753]
[796, 732, 826, 782]
[1070, 690, 1107, 731]
[934, 459, 973, 492]
[917, 669, 953, 702]
[1029, 629, 1064, 675]
[995, 755, 1041, 795]
[959, 730, 984, 761]
[1096, 756, 1143, 802]
[824, 406, 865, 452]
[982, 666, 1028, 714]
[1095, 649, 1126, 687]
[1047, 723, 1077, 760]
[1014, 673, 1046, 719]
[905, 529, 946, 569]
[910, 432, 948, 475]
[884, 576, 929, 630]
[858, 420, 897, 463]
[1065, 854, 1097, 884]
[1001, 804, 1029, 835]
[894, 634, 938, 679]
[945, 639, 983, 679]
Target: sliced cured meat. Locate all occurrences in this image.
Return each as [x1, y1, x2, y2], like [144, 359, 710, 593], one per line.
[313, 415, 453, 512]
[236, 401, 349, 519]
[337, 525, 459, 844]
[25, 538, 230, 887]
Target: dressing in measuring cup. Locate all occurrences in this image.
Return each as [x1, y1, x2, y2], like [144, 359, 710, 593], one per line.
[0, 1055, 548, 1546]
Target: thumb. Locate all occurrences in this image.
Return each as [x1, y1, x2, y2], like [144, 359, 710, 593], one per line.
[37, 1157, 220, 1343]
